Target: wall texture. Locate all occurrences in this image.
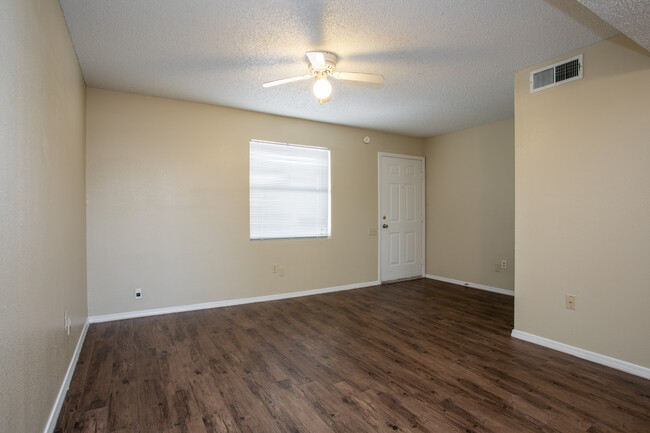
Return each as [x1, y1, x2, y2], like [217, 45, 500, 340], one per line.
[514, 35, 650, 367]
[424, 119, 515, 291]
[86, 88, 424, 316]
[0, 1, 87, 432]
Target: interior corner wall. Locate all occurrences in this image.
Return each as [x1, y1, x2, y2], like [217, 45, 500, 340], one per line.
[85, 88, 424, 317]
[0, 1, 87, 432]
[424, 118, 515, 291]
[514, 34, 650, 368]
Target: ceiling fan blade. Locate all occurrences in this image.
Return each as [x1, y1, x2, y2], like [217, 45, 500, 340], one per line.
[262, 75, 313, 88]
[306, 51, 326, 69]
[331, 71, 384, 84]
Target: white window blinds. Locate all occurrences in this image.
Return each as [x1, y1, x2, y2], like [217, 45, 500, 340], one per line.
[250, 140, 331, 240]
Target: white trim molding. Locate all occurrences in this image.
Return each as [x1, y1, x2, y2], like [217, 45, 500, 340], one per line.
[425, 274, 514, 296]
[511, 330, 650, 380]
[89, 280, 380, 324]
[44, 318, 90, 433]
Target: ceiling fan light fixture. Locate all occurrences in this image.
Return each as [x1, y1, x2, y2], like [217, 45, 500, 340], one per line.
[313, 77, 332, 102]
[262, 51, 383, 103]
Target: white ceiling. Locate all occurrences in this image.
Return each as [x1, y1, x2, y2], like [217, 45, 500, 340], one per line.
[578, 0, 650, 52]
[59, 0, 637, 137]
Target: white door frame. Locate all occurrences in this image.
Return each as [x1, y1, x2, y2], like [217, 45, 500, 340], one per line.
[377, 152, 426, 283]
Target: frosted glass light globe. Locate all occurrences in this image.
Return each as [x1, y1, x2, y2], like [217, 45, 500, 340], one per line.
[313, 78, 332, 100]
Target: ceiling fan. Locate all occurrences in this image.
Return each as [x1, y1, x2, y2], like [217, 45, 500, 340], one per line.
[262, 51, 384, 104]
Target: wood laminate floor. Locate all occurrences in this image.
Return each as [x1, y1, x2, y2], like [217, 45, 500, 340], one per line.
[55, 279, 650, 433]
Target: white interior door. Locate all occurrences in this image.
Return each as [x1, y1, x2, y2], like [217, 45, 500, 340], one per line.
[379, 154, 424, 282]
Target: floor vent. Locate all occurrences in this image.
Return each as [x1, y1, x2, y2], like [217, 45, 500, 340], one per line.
[530, 54, 582, 93]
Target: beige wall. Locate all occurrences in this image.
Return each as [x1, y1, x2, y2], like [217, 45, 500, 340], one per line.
[0, 1, 87, 432]
[514, 35, 650, 367]
[86, 88, 424, 316]
[424, 119, 515, 291]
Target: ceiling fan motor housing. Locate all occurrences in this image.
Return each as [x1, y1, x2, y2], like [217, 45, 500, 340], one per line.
[308, 52, 338, 77]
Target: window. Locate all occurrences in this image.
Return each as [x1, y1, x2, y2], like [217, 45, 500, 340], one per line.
[250, 140, 331, 240]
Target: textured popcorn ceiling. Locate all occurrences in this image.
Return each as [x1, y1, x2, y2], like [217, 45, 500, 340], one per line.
[578, 0, 650, 52]
[59, 0, 621, 137]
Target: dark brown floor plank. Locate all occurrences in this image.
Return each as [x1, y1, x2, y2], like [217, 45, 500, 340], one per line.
[79, 323, 117, 412]
[72, 407, 108, 433]
[170, 313, 241, 433]
[134, 317, 171, 433]
[108, 320, 138, 432]
[56, 279, 650, 433]
[68, 325, 98, 395]
[158, 349, 207, 433]
[54, 392, 83, 433]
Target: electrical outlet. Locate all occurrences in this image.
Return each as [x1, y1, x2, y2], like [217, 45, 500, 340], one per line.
[279, 267, 285, 276]
[566, 294, 576, 310]
[135, 288, 142, 299]
[272, 264, 278, 273]
[501, 260, 507, 269]
[495, 264, 501, 272]
[64, 311, 71, 335]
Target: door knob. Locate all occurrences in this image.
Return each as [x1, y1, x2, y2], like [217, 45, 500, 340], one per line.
[383, 224, 388, 228]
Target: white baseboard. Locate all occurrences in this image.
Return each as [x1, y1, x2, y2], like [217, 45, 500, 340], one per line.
[511, 330, 650, 380]
[89, 280, 380, 324]
[425, 274, 514, 296]
[44, 318, 90, 433]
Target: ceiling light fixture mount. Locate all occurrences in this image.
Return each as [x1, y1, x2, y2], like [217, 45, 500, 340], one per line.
[262, 51, 384, 104]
